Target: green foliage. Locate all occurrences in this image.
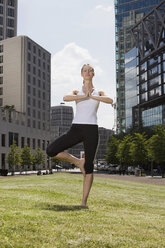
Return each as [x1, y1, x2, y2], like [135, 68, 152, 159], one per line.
[130, 133, 148, 166]
[147, 125, 165, 164]
[6, 141, 21, 170]
[32, 148, 45, 166]
[21, 145, 33, 167]
[105, 136, 120, 164]
[116, 135, 132, 165]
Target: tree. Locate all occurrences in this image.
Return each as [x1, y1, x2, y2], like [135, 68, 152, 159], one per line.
[21, 145, 33, 173]
[130, 133, 148, 170]
[116, 135, 132, 169]
[147, 125, 165, 177]
[6, 141, 21, 175]
[106, 136, 120, 164]
[32, 148, 45, 171]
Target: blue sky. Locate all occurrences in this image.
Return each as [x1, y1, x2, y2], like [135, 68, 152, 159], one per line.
[18, 0, 116, 129]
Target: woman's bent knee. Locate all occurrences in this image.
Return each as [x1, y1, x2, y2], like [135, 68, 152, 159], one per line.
[46, 145, 57, 157]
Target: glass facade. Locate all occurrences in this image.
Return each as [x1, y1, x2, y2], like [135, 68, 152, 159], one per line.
[142, 105, 163, 127]
[115, 0, 163, 133]
[125, 47, 138, 129]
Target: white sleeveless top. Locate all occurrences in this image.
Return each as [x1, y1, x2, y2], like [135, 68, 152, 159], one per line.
[72, 88, 100, 125]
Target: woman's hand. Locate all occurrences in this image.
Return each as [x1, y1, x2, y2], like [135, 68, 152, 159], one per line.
[63, 90, 88, 102]
[89, 90, 113, 104]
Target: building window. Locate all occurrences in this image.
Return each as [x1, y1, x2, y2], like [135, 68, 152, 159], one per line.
[33, 77, 36, 85]
[9, 132, 18, 146]
[27, 119, 31, 127]
[0, 45, 3, 53]
[1, 134, 5, 146]
[1, 153, 5, 170]
[27, 107, 31, 116]
[28, 64, 31, 72]
[27, 96, 31, 105]
[0, 98, 3, 106]
[28, 74, 31, 83]
[32, 139, 35, 149]
[38, 100, 41, 108]
[0, 66, 3, 74]
[8, 0, 15, 7]
[38, 121, 40, 129]
[0, 1, 3, 4]
[27, 138, 30, 147]
[38, 90, 41, 98]
[33, 66, 36, 75]
[21, 137, 25, 148]
[7, 29, 14, 38]
[33, 46, 36, 54]
[0, 6, 3, 14]
[0, 16, 3, 25]
[28, 53, 31, 61]
[7, 18, 14, 27]
[33, 87, 36, 96]
[27, 85, 31, 94]
[0, 77, 3, 84]
[8, 8, 14, 17]
[0, 27, 3, 36]
[0, 87, 3, 95]
[149, 86, 161, 99]
[33, 120, 36, 128]
[33, 109, 36, 118]
[42, 140, 45, 150]
[28, 42, 31, 50]
[33, 56, 36, 64]
[0, 55, 3, 63]
[38, 49, 41, 57]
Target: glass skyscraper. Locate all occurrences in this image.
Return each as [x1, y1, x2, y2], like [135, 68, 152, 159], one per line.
[115, 0, 163, 133]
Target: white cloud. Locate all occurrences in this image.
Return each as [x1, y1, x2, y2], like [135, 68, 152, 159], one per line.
[51, 42, 115, 129]
[95, 5, 113, 13]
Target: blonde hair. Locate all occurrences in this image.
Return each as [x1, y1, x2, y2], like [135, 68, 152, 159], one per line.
[81, 64, 94, 74]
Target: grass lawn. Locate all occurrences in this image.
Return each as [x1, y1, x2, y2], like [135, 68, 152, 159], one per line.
[0, 173, 165, 248]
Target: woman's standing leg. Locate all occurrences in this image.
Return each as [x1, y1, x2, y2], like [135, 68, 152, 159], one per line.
[81, 125, 99, 206]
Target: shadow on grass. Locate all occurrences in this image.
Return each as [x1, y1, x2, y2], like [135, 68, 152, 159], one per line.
[36, 203, 89, 212]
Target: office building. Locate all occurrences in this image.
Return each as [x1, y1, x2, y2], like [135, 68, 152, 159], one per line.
[0, 0, 17, 40]
[0, 35, 51, 131]
[0, 35, 51, 171]
[125, 1, 165, 129]
[115, 0, 163, 133]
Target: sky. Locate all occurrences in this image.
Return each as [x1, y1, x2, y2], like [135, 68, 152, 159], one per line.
[17, 0, 116, 130]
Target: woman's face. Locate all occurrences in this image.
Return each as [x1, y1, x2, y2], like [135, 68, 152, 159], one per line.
[81, 65, 94, 80]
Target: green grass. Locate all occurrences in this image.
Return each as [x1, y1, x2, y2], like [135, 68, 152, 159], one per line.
[0, 173, 165, 248]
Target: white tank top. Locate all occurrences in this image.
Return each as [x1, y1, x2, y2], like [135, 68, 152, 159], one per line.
[72, 88, 100, 125]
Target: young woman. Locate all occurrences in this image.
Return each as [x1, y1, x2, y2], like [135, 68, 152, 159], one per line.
[46, 64, 113, 206]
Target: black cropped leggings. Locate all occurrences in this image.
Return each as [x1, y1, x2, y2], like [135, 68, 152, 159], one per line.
[46, 124, 99, 174]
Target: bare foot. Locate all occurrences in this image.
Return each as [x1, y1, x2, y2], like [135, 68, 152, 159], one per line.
[77, 158, 85, 176]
